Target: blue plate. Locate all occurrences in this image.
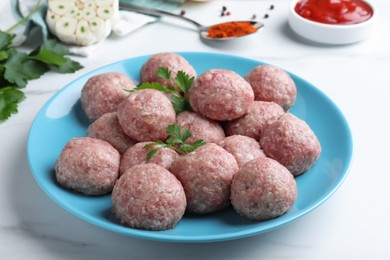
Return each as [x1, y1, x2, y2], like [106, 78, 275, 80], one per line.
[27, 52, 353, 243]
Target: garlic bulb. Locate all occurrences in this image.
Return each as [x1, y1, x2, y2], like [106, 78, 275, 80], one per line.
[46, 0, 119, 46]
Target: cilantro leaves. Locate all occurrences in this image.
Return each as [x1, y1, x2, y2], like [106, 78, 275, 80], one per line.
[145, 124, 206, 161]
[129, 67, 194, 113]
[0, 31, 83, 122]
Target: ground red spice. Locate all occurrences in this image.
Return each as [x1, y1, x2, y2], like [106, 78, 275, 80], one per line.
[207, 21, 257, 38]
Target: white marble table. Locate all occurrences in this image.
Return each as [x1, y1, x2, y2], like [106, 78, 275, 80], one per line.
[1, 0, 390, 259]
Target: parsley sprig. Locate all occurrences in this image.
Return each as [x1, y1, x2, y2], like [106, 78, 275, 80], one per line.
[0, 1, 83, 122]
[129, 67, 194, 113]
[144, 124, 206, 161]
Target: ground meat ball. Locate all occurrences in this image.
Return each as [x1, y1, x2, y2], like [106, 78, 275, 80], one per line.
[219, 135, 266, 168]
[112, 163, 186, 231]
[140, 52, 196, 90]
[224, 101, 285, 140]
[87, 112, 137, 154]
[188, 69, 254, 121]
[55, 137, 120, 195]
[117, 89, 176, 142]
[120, 142, 179, 175]
[231, 157, 298, 221]
[176, 111, 225, 144]
[170, 143, 238, 214]
[260, 113, 322, 176]
[245, 65, 297, 111]
[81, 72, 136, 121]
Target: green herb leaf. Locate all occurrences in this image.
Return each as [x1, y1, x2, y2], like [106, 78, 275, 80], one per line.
[175, 70, 194, 94]
[144, 140, 166, 149]
[130, 67, 195, 113]
[30, 47, 68, 66]
[170, 94, 191, 113]
[166, 124, 181, 140]
[181, 129, 192, 142]
[0, 87, 25, 121]
[47, 58, 83, 74]
[156, 67, 171, 80]
[33, 39, 68, 56]
[146, 148, 161, 162]
[0, 28, 82, 122]
[3, 48, 48, 88]
[144, 141, 167, 161]
[191, 139, 207, 150]
[145, 124, 205, 160]
[0, 31, 13, 50]
[29, 39, 83, 73]
[0, 51, 8, 61]
[128, 82, 174, 93]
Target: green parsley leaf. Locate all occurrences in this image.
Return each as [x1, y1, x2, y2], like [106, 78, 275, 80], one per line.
[127, 67, 195, 113]
[29, 42, 68, 67]
[0, 31, 13, 50]
[128, 82, 176, 93]
[175, 70, 194, 94]
[3, 48, 48, 88]
[181, 129, 192, 143]
[190, 139, 206, 150]
[146, 148, 161, 161]
[0, 51, 9, 61]
[145, 124, 205, 160]
[166, 124, 180, 138]
[47, 58, 83, 74]
[144, 141, 167, 162]
[29, 39, 83, 73]
[0, 87, 25, 121]
[156, 67, 171, 80]
[170, 94, 191, 113]
[0, 2, 82, 122]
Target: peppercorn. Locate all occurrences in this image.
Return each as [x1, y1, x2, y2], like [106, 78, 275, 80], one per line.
[222, 6, 227, 12]
[180, 10, 186, 16]
[264, 14, 269, 19]
[270, 5, 274, 10]
[251, 14, 257, 19]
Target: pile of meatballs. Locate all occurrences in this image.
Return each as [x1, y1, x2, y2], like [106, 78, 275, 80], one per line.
[55, 52, 321, 231]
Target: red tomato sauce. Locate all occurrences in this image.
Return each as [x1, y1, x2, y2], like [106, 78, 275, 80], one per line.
[295, 0, 373, 25]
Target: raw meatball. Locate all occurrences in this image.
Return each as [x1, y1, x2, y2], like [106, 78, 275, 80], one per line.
[224, 101, 284, 140]
[81, 72, 136, 121]
[87, 112, 137, 154]
[231, 157, 298, 220]
[176, 111, 225, 144]
[117, 89, 176, 142]
[188, 69, 254, 121]
[245, 65, 296, 111]
[140, 52, 196, 90]
[260, 113, 322, 176]
[120, 142, 179, 175]
[219, 135, 265, 168]
[55, 137, 120, 195]
[170, 143, 238, 214]
[112, 163, 186, 231]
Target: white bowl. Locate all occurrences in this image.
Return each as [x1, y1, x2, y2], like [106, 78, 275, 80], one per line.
[288, 0, 375, 44]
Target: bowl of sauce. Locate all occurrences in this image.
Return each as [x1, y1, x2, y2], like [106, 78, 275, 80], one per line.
[289, 0, 375, 44]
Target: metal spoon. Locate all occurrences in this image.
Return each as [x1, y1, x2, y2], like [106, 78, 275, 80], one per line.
[119, 3, 264, 41]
